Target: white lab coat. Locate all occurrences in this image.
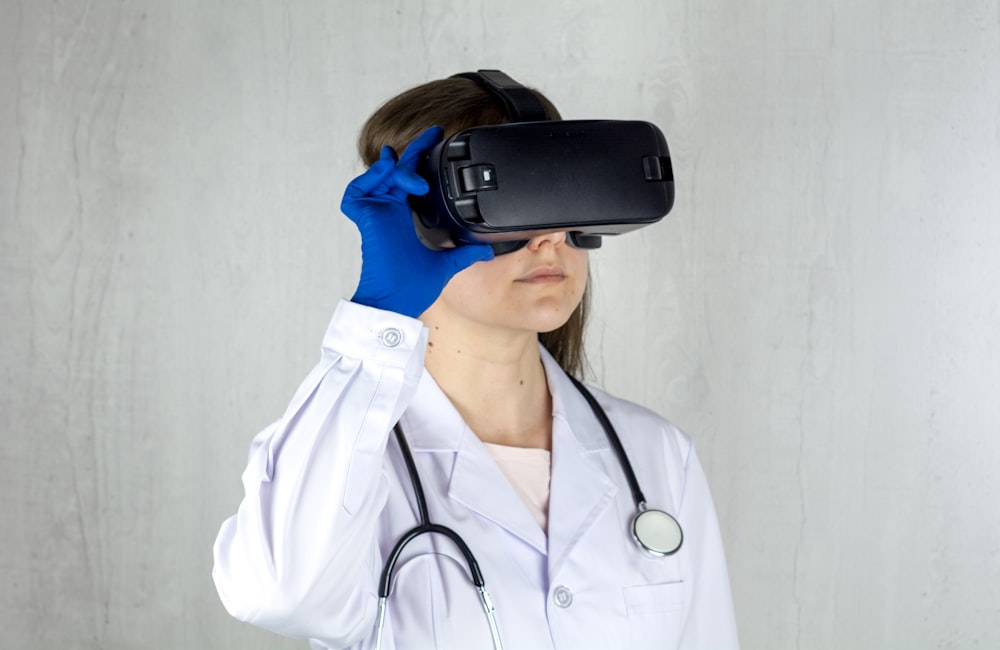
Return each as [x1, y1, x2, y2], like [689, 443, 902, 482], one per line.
[213, 300, 738, 649]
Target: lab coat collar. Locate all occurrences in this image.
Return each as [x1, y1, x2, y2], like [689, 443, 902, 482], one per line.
[398, 345, 617, 561]
[397, 367, 466, 452]
[542, 348, 618, 578]
[541, 348, 611, 453]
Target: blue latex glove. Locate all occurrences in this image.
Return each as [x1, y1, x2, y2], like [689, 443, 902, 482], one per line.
[342, 126, 494, 318]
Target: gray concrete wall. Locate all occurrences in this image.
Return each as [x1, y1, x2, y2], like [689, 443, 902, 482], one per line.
[2, 1, 998, 648]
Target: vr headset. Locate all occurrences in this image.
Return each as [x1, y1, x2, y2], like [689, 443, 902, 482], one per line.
[409, 69, 675, 253]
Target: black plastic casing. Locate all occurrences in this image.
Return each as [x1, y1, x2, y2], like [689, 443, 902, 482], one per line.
[409, 120, 674, 250]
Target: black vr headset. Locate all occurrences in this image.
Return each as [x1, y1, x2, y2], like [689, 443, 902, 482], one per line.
[409, 69, 675, 254]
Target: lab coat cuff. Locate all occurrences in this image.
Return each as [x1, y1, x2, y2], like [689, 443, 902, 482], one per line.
[323, 299, 427, 370]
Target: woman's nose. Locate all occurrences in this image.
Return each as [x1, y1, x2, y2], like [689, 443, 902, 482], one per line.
[526, 231, 567, 250]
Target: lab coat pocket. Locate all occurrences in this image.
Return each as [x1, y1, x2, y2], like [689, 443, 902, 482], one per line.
[623, 581, 685, 649]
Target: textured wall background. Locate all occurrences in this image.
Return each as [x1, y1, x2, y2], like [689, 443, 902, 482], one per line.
[2, 1, 998, 648]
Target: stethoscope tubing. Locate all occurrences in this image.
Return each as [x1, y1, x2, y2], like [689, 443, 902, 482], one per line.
[566, 375, 648, 509]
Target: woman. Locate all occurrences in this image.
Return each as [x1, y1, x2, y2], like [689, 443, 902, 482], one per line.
[213, 73, 738, 649]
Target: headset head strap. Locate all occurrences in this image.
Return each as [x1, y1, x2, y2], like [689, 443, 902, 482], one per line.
[451, 69, 549, 122]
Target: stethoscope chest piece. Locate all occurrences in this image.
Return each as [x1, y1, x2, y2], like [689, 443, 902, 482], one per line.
[632, 507, 683, 556]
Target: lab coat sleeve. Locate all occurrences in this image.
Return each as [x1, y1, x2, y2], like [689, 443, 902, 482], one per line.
[676, 437, 740, 650]
[212, 299, 427, 647]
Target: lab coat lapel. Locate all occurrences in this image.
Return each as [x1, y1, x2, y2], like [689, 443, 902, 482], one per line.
[448, 431, 548, 554]
[403, 370, 548, 555]
[542, 350, 618, 579]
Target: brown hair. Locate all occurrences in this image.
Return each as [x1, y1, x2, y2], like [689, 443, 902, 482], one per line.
[357, 76, 590, 378]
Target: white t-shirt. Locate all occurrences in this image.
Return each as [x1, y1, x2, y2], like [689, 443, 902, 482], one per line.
[483, 442, 552, 533]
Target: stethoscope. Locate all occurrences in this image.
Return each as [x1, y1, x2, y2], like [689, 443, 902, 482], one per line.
[374, 375, 684, 650]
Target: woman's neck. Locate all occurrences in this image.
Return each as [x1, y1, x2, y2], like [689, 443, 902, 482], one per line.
[422, 320, 553, 450]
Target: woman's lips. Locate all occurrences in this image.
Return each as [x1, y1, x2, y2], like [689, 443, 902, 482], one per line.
[516, 266, 566, 283]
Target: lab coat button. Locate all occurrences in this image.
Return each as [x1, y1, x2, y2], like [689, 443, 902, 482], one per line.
[553, 585, 573, 608]
[379, 328, 403, 348]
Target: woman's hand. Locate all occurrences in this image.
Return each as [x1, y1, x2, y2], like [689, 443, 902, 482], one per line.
[342, 126, 494, 318]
